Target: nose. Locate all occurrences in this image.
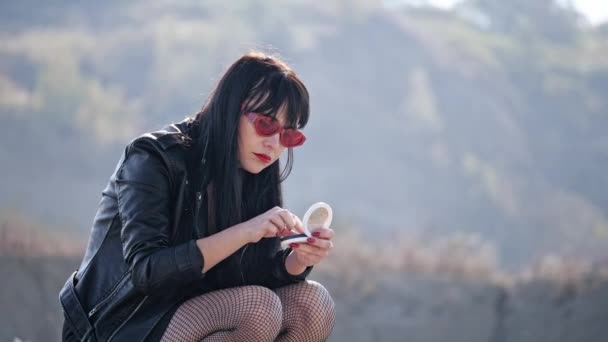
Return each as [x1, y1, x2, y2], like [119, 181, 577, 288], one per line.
[264, 132, 281, 149]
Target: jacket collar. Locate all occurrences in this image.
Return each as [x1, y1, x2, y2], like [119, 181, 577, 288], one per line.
[139, 117, 195, 151]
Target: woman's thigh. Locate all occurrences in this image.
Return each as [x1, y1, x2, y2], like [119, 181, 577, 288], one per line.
[161, 285, 283, 342]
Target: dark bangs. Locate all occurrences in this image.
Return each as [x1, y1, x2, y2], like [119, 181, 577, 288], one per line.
[241, 68, 310, 130]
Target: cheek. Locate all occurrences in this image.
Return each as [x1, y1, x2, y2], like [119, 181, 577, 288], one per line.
[271, 146, 286, 162]
[238, 118, 252, 147]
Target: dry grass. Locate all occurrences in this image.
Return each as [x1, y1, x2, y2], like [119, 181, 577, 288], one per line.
[2, 211, 607, 295]
[315, 225, 608, 294]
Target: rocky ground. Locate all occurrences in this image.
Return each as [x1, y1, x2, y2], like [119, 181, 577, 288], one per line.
[3, 255, 608, 342]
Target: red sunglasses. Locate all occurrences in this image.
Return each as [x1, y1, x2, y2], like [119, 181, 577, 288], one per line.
[245, 112, 306, 147]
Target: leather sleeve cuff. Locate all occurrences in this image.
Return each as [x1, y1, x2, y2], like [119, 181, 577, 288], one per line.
[174, 240, 205, 281]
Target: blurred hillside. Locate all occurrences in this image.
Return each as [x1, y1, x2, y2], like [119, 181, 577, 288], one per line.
[3, 222, 608, 341]
[1, 0, 608, 272]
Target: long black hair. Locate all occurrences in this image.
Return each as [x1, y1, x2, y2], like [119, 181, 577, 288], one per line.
[192, 51, 310, 234]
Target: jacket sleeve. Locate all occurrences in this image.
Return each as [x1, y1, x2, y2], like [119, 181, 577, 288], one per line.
[258, 239, 313, 288]
[115, 140, 205, 296]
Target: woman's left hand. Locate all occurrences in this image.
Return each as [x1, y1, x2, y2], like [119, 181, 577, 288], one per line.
[289, 227, 334, 267]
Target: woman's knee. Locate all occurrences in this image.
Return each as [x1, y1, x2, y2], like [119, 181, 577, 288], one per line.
[239, 286, 283, 330]
[288, 281, 336, 326]
[278, 281, 336, 340]
[313, 281, 336, 322]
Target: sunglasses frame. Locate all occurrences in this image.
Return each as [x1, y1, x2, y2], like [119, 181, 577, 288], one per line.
[245, 112, 306, 148]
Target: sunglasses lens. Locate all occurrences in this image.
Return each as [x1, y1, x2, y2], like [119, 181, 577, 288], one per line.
[281, 129, 306, 147]
[249, 113, 306, 147]
[255, 116, 280, 135]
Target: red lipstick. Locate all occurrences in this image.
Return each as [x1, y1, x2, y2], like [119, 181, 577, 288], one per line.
[253, 153, 271, 163]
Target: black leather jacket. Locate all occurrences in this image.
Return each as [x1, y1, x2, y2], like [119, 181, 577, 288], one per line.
[59, 118, 311, 341]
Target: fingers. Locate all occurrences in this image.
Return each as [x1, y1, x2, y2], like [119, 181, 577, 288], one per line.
[268, 207, 300, 234]
[291, 238, 333, 254]
[269, 215, 286, 232]
[306, 236, 334, 249]
[310, 227, 334, 240]
[291, 248, 322, 265]
[276, 209, 297, 229]
[289, 226, 335, 266]
[290, 245, 329, 263]
[277, 228, 295, 237]
[290, 213, 305, 234]
[265, 207, 331, 238]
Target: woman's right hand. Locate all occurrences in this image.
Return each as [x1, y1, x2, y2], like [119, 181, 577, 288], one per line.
[242, 207, 305, 243]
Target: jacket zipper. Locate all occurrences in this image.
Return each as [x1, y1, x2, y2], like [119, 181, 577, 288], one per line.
[88, 272, 130, 317]
[107, 296, 148, 341]
[194, 191, 202, 231]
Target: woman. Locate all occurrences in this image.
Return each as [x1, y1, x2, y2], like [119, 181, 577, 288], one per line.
[59, 51, 336, 341]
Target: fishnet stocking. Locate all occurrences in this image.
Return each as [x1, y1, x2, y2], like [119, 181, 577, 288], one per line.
[274, 280, 336, 342]
[160, 281, 335, 342]
[160, 285, 282, 342]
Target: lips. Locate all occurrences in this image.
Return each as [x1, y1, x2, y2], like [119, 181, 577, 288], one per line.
[253, 153, 271, 163]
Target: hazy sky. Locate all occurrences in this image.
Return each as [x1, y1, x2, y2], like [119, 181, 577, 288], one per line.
[422, 0, 608, 25]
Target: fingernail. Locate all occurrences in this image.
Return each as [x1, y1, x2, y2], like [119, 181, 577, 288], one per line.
[289, 243, 299, 248]
[307, 237, 316, 243]
[312, 232, 321, 237]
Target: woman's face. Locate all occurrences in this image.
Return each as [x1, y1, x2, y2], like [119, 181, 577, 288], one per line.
[238, 108, 288, 174]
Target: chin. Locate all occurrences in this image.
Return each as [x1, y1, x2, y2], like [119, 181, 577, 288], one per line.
[242, 163, 264, 174]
